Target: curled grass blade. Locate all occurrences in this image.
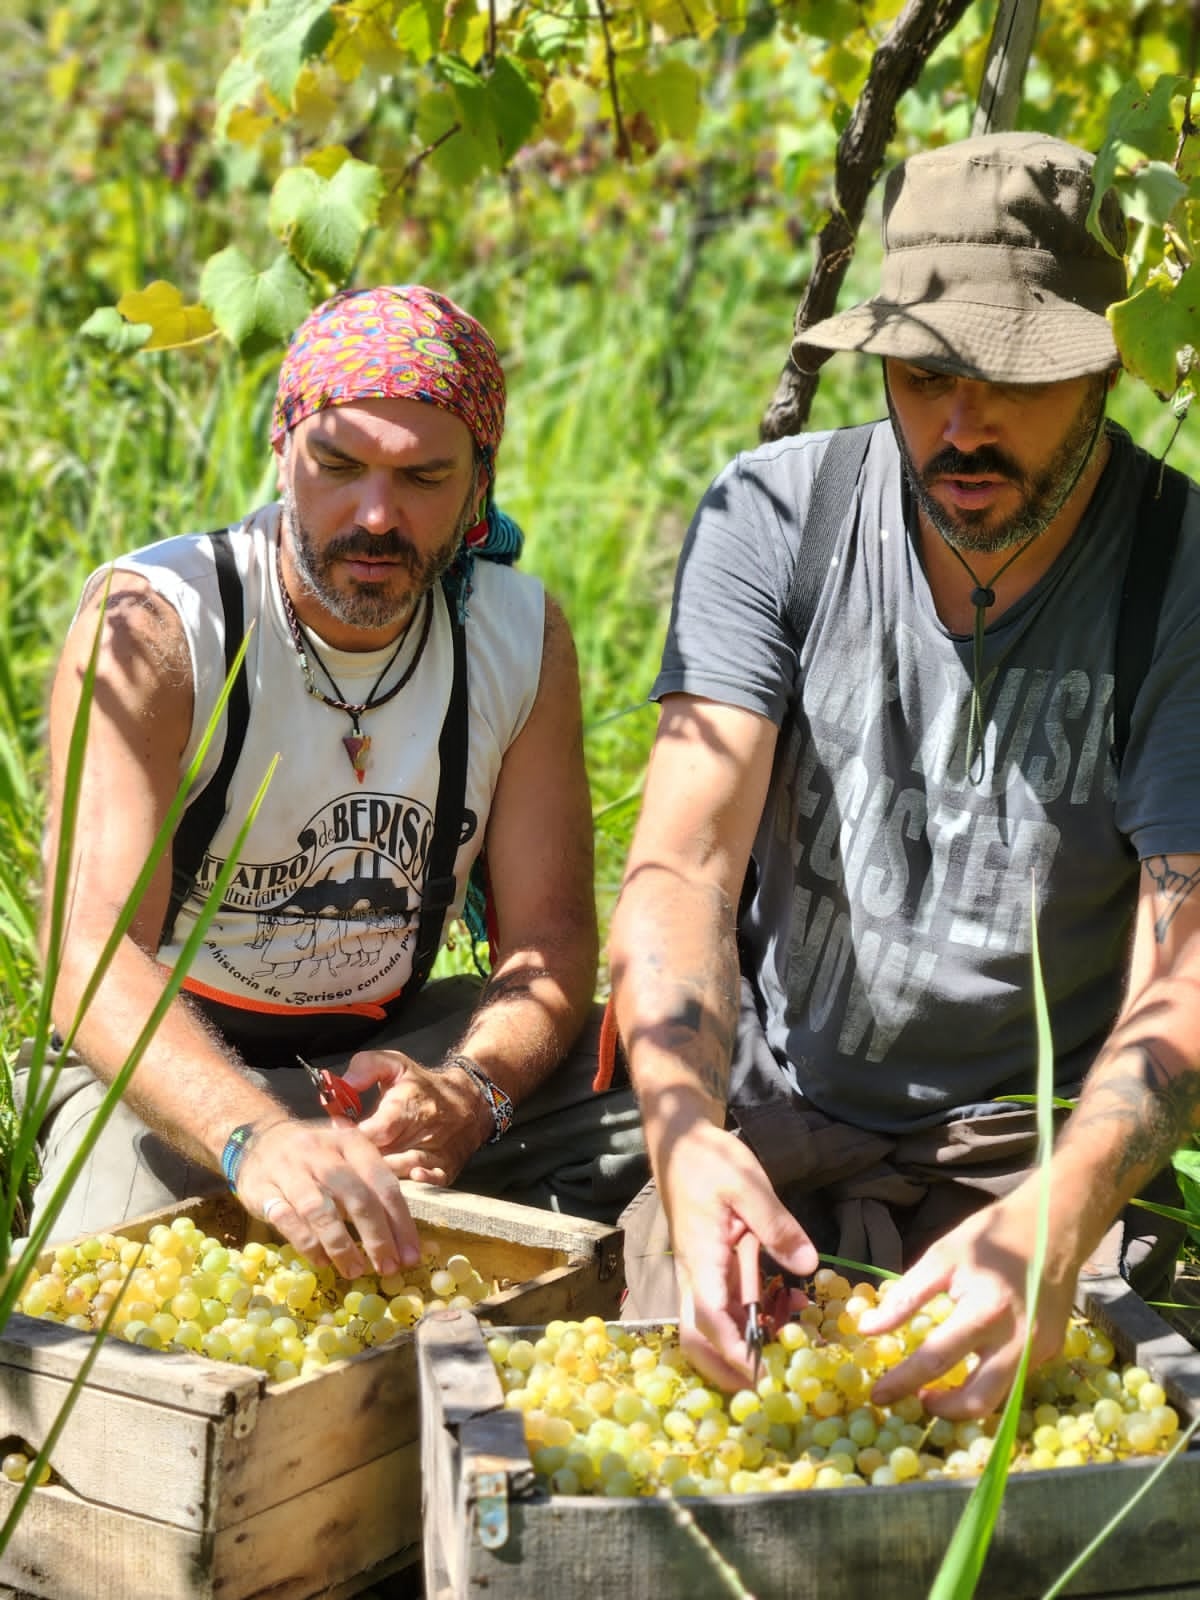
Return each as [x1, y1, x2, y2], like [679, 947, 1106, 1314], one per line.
[0, 749, 278, 1325]
[928, 874, 1055, 1600]
[3, 588, 257, 1256]
[817, 1252, 900, 1281]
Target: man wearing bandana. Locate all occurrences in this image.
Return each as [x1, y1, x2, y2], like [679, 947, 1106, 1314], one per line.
[27, 286, 646, 1278]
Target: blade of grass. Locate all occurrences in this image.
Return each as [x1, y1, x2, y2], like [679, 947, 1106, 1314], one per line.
[0, 749, 279, 1324]
[927, 873, 1055, 1600]
[0, 1249, 143, 1556]
[4, 593, 257, 1253]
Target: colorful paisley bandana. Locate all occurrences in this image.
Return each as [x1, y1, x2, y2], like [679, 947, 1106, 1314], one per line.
[270, 285, 506, 459]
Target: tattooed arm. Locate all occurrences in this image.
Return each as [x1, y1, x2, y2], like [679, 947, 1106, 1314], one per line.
[609, 694, 818, 1385]
[864, 852, 1200, 1419]
[345, 597, 598, 1182]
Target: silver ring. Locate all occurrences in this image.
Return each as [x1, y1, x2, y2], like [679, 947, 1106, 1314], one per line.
[262, 1196, 287, 1222]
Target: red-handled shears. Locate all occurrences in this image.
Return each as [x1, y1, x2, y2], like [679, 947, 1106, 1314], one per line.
[297, 1055, 363, 1123]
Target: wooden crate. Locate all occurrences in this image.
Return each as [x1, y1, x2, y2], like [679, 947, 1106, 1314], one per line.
[418, 1275, 1200, 1600]
[0, 1185, 623, 1600]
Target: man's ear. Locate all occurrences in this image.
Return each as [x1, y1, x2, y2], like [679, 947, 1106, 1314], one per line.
[1107, 367, 1122, 392]
[273, 434, 288, 494]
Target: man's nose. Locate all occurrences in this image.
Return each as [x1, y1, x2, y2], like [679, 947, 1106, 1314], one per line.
[942, 381, 997, 454]
[355, 471, 402, 533]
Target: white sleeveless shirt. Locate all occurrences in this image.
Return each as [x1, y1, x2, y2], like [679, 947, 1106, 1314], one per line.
[106, 505, 544, 1027]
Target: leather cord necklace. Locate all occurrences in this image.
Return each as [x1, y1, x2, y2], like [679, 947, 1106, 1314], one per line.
[936, 404, 1111, 785]
[941, 527, 1043, 785]
[276, 543, 434, 783]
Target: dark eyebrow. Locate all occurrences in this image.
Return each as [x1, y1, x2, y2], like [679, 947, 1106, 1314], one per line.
[308, 436, 460, 472]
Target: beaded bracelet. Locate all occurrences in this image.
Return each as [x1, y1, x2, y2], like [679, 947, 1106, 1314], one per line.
[443, 1054, 514, 1144]
[220, 1123, 258, 1193]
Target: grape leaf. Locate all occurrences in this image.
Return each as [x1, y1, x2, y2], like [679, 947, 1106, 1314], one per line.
[215, 55, 263, 137]
[487, 57, 543, 163]
[1109, 265, 1200, 395]
[1091, 74, 1186, 249]
[268, 159, 384, 280]
[1120, 158, 1188, 229]
[78, 306, 153, 354]
[242, 0, 337, 106]
[622, 61, 702, 145]
[303, 143, 353, 179]
[416, 89, 485, 186]
[803, 0, 863, 43]
[200, 248, 314, 355]
[440, 54, 490, 150]
[292, 66, 340, 138]
[116, 282, 217, 350]
[395, 0, 440, 65]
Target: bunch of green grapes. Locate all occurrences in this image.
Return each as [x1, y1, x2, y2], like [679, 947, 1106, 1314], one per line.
[488, 1268, 1182, 1497]
[14, 1215, 497, 1384]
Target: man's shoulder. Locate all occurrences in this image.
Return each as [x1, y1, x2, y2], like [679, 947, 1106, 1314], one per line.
[714, 420, 897, 497]
[114, 507, 275, 584]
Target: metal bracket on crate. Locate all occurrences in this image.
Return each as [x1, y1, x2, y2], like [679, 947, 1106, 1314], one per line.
[595, 1237, 621, 1281]
[473, 1468, 510, 1549]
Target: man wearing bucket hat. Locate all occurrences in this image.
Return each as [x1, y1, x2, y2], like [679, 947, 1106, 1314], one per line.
[28, 285, 646, 1277]
[609, 132, 1200, 1416]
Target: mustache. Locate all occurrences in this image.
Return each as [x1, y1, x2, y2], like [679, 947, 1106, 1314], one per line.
[923, 445, 1023, 483]
[323, 529, 423, 567]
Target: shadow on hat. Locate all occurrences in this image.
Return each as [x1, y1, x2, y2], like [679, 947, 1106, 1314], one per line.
[792, 132, 1128, 386]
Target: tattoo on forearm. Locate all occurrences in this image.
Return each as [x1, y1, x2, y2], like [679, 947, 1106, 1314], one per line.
[475, 967, 553, 1012]
[1145, 855, 1200, 944]
[1069, 1038, 1200, 1185]
[633, 944, 739, 1103]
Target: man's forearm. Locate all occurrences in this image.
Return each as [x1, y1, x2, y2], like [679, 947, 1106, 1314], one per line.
[449, 932, 596, 1103]
[610, 862, 740, 1164]
[1045, 985, 1200, 1268]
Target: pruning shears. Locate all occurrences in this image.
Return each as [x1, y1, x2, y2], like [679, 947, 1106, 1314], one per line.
[738, 1233, 766, 1382]
[737, 1234, 794, 1383]
[297, 1055, 363, 1123]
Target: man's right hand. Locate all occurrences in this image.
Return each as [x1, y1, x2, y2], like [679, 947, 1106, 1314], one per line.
[660, 1119, 819, 1390]
[232, 1119, 422, 1280]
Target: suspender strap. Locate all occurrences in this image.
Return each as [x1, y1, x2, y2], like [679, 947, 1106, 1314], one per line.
[403, 576, 470, 1001]
[1112, 458, 1190, 770]
[161, 529, 249, 947]
[784, 422, 878, 639]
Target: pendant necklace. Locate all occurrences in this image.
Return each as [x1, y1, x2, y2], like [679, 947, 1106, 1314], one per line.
[276, 545, 434, 783]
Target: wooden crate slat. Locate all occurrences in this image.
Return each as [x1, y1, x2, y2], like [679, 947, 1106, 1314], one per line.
[399, 1185, 619, 1261]
[0, 1313, 262, 1417]
[0, 1481, 217, 1600]
[0, 1365, 219, 1529]
[211, 1333, 420, 1523]
[209, 1442, 421, 1600]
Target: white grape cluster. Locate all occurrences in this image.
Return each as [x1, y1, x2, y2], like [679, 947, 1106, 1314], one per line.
[489, 1268, 1182, 1497]
[15, 1214, 497, 1384]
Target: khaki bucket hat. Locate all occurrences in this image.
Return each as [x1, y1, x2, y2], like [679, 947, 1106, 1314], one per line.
[792, 132, 1127, 385]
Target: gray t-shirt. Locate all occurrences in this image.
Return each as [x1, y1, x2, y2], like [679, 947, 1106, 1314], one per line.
[654, 421, 1200, 1132]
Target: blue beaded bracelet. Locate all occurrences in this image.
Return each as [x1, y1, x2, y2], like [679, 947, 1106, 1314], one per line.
[220, 1123, 258, 1193]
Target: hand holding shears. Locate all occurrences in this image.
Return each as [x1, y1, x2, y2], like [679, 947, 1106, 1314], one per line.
[297, 1055, 363, 1122]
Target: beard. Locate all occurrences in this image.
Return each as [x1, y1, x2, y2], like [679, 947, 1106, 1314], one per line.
[889, 375, 1109, 557]
[282, 481, 478, 630]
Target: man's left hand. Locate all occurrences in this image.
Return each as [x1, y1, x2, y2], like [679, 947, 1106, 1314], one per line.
[857, 1182, 1080, 1420]
[342, 1050, 492, 1184]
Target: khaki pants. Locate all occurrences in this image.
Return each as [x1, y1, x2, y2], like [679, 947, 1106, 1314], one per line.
[18, 978, 648, 1243]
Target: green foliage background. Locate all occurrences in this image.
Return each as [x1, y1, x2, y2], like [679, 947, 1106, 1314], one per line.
[4, 0, 1200, 1195]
